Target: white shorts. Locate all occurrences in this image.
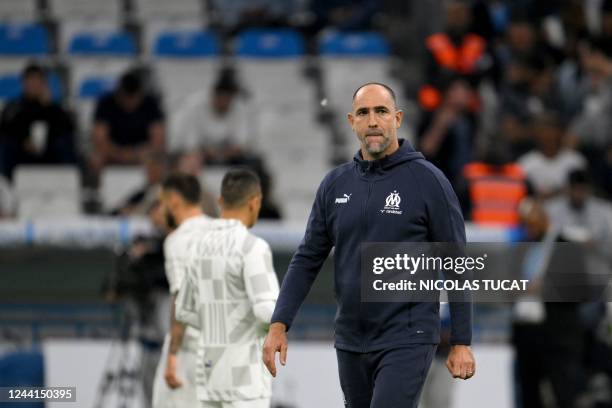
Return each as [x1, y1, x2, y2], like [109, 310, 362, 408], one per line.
[152, 334, 199, 408]
[200, 398, 270, 408]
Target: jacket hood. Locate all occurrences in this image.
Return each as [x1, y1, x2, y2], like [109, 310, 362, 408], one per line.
[353, 139, 424, 173]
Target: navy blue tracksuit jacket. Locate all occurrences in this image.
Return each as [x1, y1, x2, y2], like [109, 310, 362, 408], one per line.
[271, 139, 472, 352]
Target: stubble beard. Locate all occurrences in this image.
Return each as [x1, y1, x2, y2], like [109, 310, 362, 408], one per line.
[363, 134, 391, 159]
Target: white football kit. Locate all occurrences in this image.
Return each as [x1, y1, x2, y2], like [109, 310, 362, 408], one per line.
[152, 215, 211, 408]
[175, 219, 279, 408]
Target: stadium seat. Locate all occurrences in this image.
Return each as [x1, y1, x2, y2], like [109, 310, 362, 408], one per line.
[14, 166, 81, 218]
[67, 31, 137, 56]
[47, 0, 123, 21]
[235, 29, 312, 106]
[77, 77, 116, 99]
[100, 166, 145, 212]
[255, 105, 329, 222]
[143, 18, 203, 56]
[151, 29, 220, 110]
[0, 23, 49, 56]
[318, 31, 400, 112]
[236, 29, 305, 58]
[152, 29, 219, 58]
[0, 0, 38, 21]
[318, 31, 390, 57]
[0, 71, 63, 103]
[133, 0, 207, 21]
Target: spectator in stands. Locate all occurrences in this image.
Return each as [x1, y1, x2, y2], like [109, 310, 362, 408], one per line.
[518, 112, 586, 199]
[458, 141, 528, 227]
[417, 79, 477, 186]
[546, 169, 612, 252]
[171, 68, 256, 167]
[90, 69, 165, 181]
[498, 57, 561, 159]
[496, 18, 542, 70]
[0, 63, 78, 179]
[567, 35, 612, 196]
[417, 0, 496, 114]
[416, 0, 498, 185]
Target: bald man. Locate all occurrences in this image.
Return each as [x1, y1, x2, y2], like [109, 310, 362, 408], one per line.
[263, 83, 475, 407]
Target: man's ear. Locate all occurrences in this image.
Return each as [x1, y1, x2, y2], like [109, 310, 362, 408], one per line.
[395, 109, 404, 129]
[347, 112, 354, 129]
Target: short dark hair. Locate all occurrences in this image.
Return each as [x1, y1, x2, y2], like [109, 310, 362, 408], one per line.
[214, 67, 239, 94]
[221, 168, 261, 208]
[352, 82, 397, 106]
[118, 70, 143, 95]
[568, 169, 590, 186]
[22, 63, 46, 80]
[162, 173, 201, 204]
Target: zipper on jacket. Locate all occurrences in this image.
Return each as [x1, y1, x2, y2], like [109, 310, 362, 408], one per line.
[360, 179, 373, 352]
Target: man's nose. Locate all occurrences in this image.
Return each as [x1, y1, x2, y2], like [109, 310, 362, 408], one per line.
[368, 112, 378, 127]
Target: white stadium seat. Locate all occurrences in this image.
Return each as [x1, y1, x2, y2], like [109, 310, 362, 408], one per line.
[237, 59, 314, 107]
[150, 29, 221, 110]
[100, 166, 145, 212]
[47, 0, 123, 21]
[0, 0, 38, 21]
[14, 165, 81, 218]
[133, 0, 207, 22]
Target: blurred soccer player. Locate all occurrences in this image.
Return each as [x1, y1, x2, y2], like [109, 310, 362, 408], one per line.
[263, 83, 475, 408]
[175, 168, 279, 408]
[152, 173, 211, 408]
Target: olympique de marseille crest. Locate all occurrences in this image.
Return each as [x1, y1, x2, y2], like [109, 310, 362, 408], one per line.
[381, 191, 402, 215]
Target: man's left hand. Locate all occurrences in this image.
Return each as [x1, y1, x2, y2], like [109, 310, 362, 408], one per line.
[446, 345, 475, 380]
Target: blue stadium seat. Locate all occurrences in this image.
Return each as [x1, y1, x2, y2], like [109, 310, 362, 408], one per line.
[0, 75, 21, 100]
[236, 29, 304, 58]
[78, 76, 116, 98]
[318, 32, 390, 57]
[0, 23, 49, 55]
[152, 30, 219, 58]
[0, 350, 44, 408]
[0, 72, 63, 101]
[68, 31, 136, 56]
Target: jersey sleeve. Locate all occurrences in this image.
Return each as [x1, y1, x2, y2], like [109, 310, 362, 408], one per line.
[163, 232, 190, 295]
[175, 261, 201, 329]
[243, 237, 280, 324]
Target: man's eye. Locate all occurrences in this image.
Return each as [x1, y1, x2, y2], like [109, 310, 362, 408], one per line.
[357, 111, 367, 116]
[376, 109, 388, 114]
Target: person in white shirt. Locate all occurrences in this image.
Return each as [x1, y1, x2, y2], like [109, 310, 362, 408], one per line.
[152, 173, 212, 408]
[518, 112, 586, 199]
[175, 168, 279, 408]
[169, 69, 253, 166]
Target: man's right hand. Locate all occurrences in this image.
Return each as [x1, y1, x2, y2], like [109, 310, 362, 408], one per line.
[262, 322, 288, 377]
[164, 353, 183, 389]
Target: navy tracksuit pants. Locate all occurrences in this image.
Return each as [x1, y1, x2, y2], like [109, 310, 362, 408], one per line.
[336, 344, 437, 408]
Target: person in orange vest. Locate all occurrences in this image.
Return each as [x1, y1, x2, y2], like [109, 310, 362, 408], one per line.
[457, 142, 529, 227]
[417, 0, 498, 184]
[418, 0, 497, 113]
